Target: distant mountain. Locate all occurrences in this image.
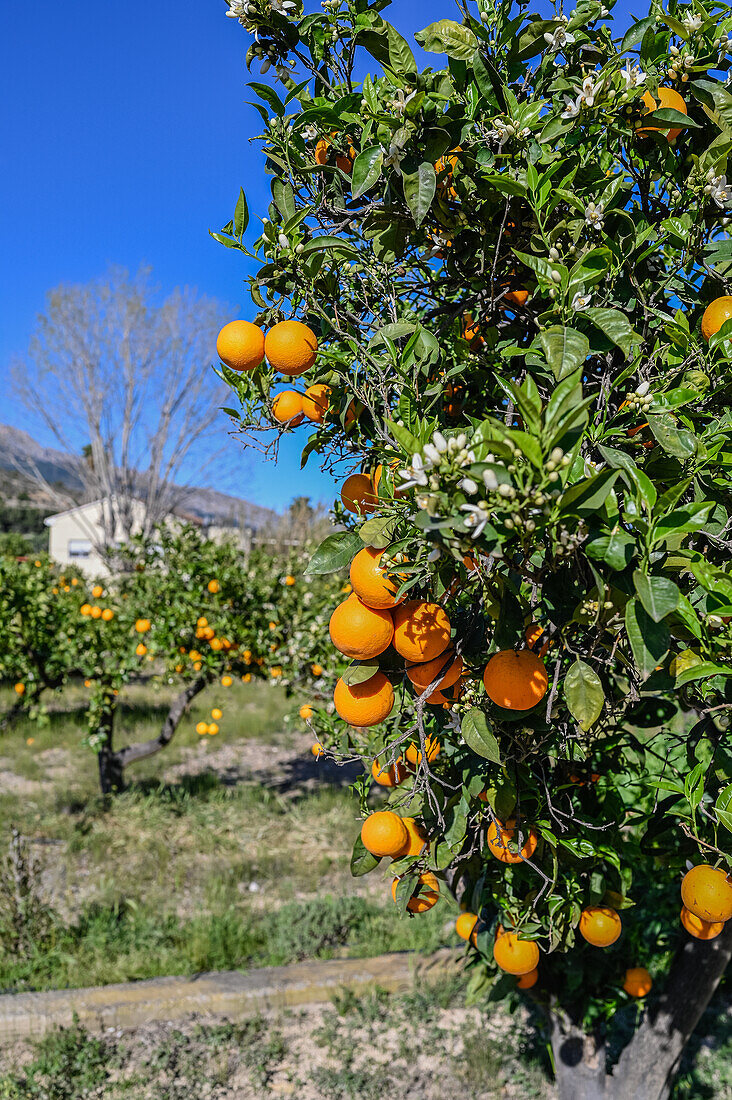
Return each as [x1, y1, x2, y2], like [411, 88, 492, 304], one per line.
[0, 424, 277, 530]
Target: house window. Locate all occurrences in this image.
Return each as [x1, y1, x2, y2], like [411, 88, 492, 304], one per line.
[68, 539, 92, 559]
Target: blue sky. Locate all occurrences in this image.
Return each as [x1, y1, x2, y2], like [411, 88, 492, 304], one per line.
[1, 0, 634, 512]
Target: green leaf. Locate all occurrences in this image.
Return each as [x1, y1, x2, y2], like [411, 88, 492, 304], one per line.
[685, 762, 705, 811]
[401, 161, 436, 227]
[558, 470, 619, 517]
[646, 415, 697, 460]
[359, 515, 398, 549]
[540, 327, 590, 381]
[350, 834, 380, 877]
[300, 236, 359, 256]
[675, 661, 731, 688]
[644, 108, 702, 130]
[415, 19, 477, 59]
[351, 146, 383, 199]
[461, 708, 501, 763]
[387, 23, 417, 74]
[581, 307, 640, 358]
[621, 16, 656, 51]
[652, 504, 714, 545]
[342, 660, 380, 686]
[585, 528, 635, 571]
[387, 419, 421, 455]
[625, 598, 670, 681]
[715, 785, 732, 834]
[234, 188, 249, 236]
[633, 572, 680, 623]
[305, 531, 361, 574]
[564, 659, 604, 730]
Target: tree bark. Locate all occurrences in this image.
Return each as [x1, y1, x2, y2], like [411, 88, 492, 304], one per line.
[609, 920, 732, 1100]
[97, 676, 208, 793]
[96, 707, 123, 795]
[551, 1009, 608, 1100]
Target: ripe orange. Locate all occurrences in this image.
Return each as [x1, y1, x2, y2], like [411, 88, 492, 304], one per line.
[435, 147, 461, 199]
[197, 617, 208, 628]
[333, 672, 394, 727]
[639, 87, 687, 141]
[91, 606, 102, 619]
[371, 756, 406, 787]
[101, 608, 114, 622]
[680, 905, 724, 940]
[407, 650, 462, 693]
[503, 288, 529, 308]
[211, 707, 223, 721]
[299, 704, 314, 721]
[208, 722, 219, 736]
[14, 683, 25, 696]
[285, 575, 295, 586]
[394, 817, 428, 858]
[207, 580, 220, 594]
[579, 907, 622, 947]
[681, 864, 732, 923]
[486, 819, 538, 864]
[462, 312, 484, 347]
[517, 968, 538, 989]
[265, 320, 318, 376]
[455, 912, 478, 942]
[80, 604, 92, 616]
[136, 643, 147, 657]
[302, 383, 331, 423]
[524, 623, 549, 657]
[216, 320, 265, 372]
[483, 649, 548, 710]
[135, 618, 151, 633]
[314, 134, 356, 173]
[391, 871, 440, 912]
[405, 737, 440, 766]
[623, 967, 652, 997]
[272, 390, 305, 426]
[311, 663, 323, 677]
[329, 594, 394, 660]
[350, 547, 402, 609]
[311, 741, 323, 758]
[196, 721, 208, 736]
[221, 675, 233, 687]
[91, 585, 103, 598]
[493, 932, 540, 975]
[701, 296, 732, 342]
[393, 600, 451, 664]
[341, 473, 378, 515]
[361, 811, 408, 858]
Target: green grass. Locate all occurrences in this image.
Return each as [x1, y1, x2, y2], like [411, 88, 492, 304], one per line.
[0, 892, 449, 993]
[0, 678, 454, 992]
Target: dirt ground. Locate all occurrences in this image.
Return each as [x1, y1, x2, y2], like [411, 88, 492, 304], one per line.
[0, 980, 556, 1100]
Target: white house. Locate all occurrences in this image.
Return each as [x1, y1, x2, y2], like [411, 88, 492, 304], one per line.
[44, 497, 274, 576]
[44, 498, 151, 575]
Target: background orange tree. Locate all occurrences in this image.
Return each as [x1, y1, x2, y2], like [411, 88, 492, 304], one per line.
[0, 529, 339, 793]
[216, 0, 732, 1095]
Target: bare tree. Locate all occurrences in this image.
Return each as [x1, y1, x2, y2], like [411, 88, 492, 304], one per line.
[12, 267, 233, 551]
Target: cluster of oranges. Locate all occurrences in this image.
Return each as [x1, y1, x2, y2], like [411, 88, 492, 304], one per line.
[217, 318, 328, 430]
[196, 706, 223, 738]
[79, 586, 115, 622]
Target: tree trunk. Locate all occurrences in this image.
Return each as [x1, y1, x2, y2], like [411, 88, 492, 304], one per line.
[96, 707, 123, 795]
[96, 675, 208, 793]
[608, 919, 732, 1100]
[549, 921, 732, 1100]
[551, 1009, 608, 1100]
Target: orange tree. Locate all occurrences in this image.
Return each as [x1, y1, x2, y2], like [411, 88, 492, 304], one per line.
[0, 528, 338, 793]
[0, 555, 84, 726]
[217, 0, 732, 1095]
